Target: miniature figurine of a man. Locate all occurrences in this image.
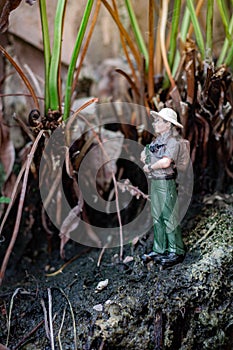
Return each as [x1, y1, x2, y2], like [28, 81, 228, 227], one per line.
[141, 108, 186, 267]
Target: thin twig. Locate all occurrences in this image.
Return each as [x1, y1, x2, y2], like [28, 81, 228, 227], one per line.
[40, 298, 50, 339]
[0, 130, 44, 285]
[0, 93, 44, 100]
[97, 236, 112, 267]
[45, 247, 91, 277]
[101, 0, 141, 68]
[56, 288, 77, 349]
[6, 288, 21, 347]
[0, 45, 39, 109]
[97, 246, 107, 267]
[57, 304, 67, 350]
[112, 175, 123, 260]
[48, 288, 55, 350]
[111, 0, 140, 90]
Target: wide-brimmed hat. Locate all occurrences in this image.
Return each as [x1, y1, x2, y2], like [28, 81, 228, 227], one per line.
[150, 108, 183, 128]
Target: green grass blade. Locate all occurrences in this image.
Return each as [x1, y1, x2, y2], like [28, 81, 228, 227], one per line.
[63, 0, 94, 121]
[186, 0, 205, 59]
[216, 0, 231, 41]
[217, 14, 233, 66]
[225, 41, 233, 68]
[168, 0, 181, 69]
[124, 0, 148, 71]
[49, 0, 66, 112]
[39, 0, 51, 114]
[206, 0, 213, 62]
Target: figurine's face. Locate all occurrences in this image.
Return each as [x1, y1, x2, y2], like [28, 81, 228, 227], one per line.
[152, 116, 171, 134]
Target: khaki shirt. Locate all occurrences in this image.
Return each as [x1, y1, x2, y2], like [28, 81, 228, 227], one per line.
[146, 130, 179, 178]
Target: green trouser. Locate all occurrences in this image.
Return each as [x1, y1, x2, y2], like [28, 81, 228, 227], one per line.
[150, 179, 185, 255]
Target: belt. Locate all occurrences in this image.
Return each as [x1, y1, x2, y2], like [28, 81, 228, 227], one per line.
[149, 174, 176, 180]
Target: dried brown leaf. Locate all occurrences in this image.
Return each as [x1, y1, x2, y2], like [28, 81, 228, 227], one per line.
[0, 0, 22, 32]
[59, 195, 84, 259]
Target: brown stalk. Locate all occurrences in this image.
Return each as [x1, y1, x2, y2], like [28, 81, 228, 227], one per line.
[101, 0, 141, 68]
[0, 45, 39, 109]
[188, 0, 205, 37]
[148, 0, 155, 100]
[154, 9, 162, 75]
[115, 68, 140, 98]
[66, 97, 98, 145]
[111, 0, 140, 91]
[45, 247, 91, 277]
[71, 0, 101, 95]
[160, 0, 176, 88]
[0, 130, 44, 286]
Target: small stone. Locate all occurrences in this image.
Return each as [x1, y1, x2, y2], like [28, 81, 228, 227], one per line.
[93, 304, 103, 312]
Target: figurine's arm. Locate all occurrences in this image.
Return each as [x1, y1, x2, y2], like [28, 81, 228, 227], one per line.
[140, 149, 146, 164]
[143, 156, 172, 173]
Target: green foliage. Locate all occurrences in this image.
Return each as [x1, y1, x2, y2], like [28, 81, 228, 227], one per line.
[39, 0, 95, 118]
[0, 196, 10, 204]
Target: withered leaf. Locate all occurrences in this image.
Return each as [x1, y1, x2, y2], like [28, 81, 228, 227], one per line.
[0, 0, 22, 32]
[59, 194, 84, 259]
[0, 0, 36, 32]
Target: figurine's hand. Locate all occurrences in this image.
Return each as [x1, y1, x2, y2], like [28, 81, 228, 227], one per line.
[143, 164, 150, 173]
[140, 150, 146, 163]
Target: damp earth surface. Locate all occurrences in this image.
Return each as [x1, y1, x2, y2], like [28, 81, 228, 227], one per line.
[0, 201, 233, 350]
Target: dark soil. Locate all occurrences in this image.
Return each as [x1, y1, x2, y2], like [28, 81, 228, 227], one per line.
[0, 200, 233, 350]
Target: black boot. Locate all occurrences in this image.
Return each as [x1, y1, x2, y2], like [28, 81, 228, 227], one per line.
[160, 253, 185, 267]
[141, 251, 167, 263]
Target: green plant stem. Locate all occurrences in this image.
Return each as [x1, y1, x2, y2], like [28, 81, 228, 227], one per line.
[217, 14, 233, 66]
[124, 0, 148, 71]
[186, 0, 205, 59]
[49, 0, 66, 112]
[216, 0, 231, 41]
[39, 0, 51, 114]
[168, 0, 181, 69]
[206, 0, 213, 62]
[63, 0, 94, 121]
[225, 41, 233, 68]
